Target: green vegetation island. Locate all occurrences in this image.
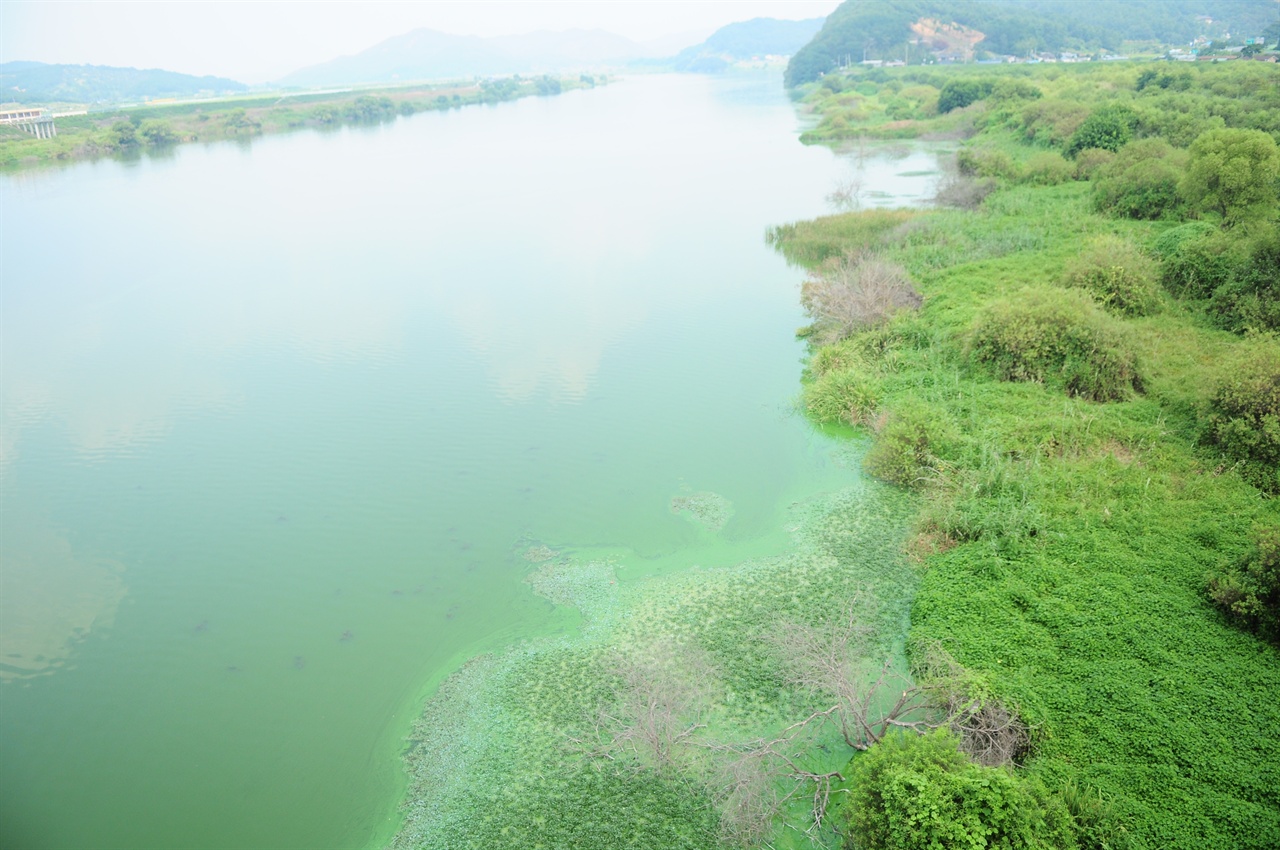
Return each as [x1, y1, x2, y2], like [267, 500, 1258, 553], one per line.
[0, 73, 603, 169]
[388, 53, 1280, 850]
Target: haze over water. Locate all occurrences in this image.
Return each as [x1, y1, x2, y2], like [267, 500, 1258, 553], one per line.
[0, 73, 940, 849]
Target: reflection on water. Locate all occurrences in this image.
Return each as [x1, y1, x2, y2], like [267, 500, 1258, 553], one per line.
[0, 511, 126, 681]
[0, 73, 941, 850]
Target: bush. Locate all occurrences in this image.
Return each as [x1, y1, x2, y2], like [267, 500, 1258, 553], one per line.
[1208, 526, 1280, 641]
[842, 729, 1075, 850]
[1022, 152, 1074, 186]
[1020, 98, 1091, 147]
[957, 146, 1020, 181]
[1092, 138, 1188, 220]
[1061, 235, 1161, 316]
[1182, 128, 1280, 225]
[939, 79, 993, 114]
[934, 173, 998, 209]
[1207, 224, 1280, 331]
[802, 367, 881, 425]
[800, 252, 921, 344]
[1157, 226, 1240, 298]
[864, 401, 953, 489]
[1203, 338, 1280, 492]
[970, 286, 1142, 401]
[1072, 148, 1114, 180]
[1065, 104, 1138, 158]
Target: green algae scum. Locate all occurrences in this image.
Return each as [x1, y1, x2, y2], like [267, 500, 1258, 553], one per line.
[392, 482, 919, 849]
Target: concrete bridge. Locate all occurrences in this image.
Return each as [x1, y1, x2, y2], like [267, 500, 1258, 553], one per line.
[0, 108, 58, 139]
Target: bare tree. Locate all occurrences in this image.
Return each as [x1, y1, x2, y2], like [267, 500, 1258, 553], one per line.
[574, 639, 716, 774]
[801, 250, 921, 344]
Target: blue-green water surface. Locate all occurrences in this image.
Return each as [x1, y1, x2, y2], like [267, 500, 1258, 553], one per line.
[0, 74, 938, 850]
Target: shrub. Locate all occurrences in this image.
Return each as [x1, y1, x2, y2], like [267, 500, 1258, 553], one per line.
[934, 173, 998, 209]
[957, 146, 1020, 181]
[864, 401, 953, 489]
[1065, 104, 1138, 157]
[137, 119, 177, 145]
[842, 729, 1075, 850]
[1072, 147, 1114, 180]
[800, 251, 921, 344]
[1020, 98, 1090, 147]
[1022, 152, 1074, 186]
[1182, 128, 1280, 225]
[1061, 235, 1161, 316]
[970, 286, 1142, 401]
[802, 367, 881, 425]
[1208, 526, 1280, 641]
[1207, 224, 1280, 331]
[939, 79, 993, 114]
[1157, 226, 1240, 298]
[1203, 338, 1280, 492]
[1092, 138, 1188, 219]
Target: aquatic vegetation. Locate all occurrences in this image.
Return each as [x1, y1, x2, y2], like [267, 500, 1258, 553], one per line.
[392, 484, 918, 849]
[670, 491, 735, 533]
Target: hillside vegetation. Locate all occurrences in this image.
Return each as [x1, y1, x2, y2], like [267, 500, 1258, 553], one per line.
[768, 57, 1280, 849]
[0, 61, 246, 105]
[786, 0, 1279, 85]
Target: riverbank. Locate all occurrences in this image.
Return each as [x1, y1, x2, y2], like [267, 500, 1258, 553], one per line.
[0, 74, 604, 169]
[771, 59, 1280, 848]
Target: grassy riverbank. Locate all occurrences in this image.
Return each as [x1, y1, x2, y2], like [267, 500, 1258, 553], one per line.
[770, 59, 1280, 849]
[0, 74, 602, 169]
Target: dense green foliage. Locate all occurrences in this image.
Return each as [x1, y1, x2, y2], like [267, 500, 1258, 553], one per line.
[843, 730, 1074, 850]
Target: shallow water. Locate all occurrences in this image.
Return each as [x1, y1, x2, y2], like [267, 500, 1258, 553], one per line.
[0, 74, 940, 850]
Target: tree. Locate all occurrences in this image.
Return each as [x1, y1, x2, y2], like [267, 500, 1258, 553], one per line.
[1065, 104, 1137, 157]
[1182, 128, 1280, 225]
[108, 119, 137, 147]
[138, 119, 176, 145]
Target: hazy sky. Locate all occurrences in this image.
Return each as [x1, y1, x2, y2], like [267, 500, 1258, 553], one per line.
[1, 1, 840, 83]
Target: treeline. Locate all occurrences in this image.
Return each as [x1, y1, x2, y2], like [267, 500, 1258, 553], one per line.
[786, 0, 1279, 85]
[768, 57, 1280, 848]
[0, 74, 601, 168]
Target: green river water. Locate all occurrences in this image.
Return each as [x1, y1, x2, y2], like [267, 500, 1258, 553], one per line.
[0, 73, 942, 849]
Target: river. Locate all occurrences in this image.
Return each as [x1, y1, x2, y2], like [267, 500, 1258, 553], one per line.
[0, 73, 941, 849]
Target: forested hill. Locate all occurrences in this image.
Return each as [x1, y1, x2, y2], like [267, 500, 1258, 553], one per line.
[0, 62, 247, 105]
[786, 0, 1280, 85]
[668, 17, 826, 71]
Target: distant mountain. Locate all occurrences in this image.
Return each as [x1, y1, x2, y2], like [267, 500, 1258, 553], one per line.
[0, 61, 247, 105]
[669, 17, 827, 72]
[278, 28, 645, 87]
[786, 0, 1280, 85]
